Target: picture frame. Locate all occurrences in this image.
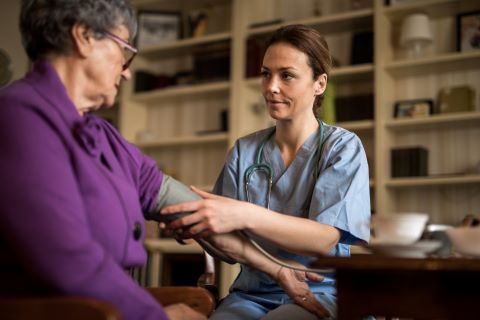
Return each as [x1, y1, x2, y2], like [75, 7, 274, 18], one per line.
[457, 11, 480, 52]
[393, 99, 433, 118]
[136, 11, 181, 49]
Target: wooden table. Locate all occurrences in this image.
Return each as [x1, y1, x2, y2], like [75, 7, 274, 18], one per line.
[310, 255, 480, 319]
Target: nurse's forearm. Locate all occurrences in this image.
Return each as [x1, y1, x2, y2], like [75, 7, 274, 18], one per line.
[244, 205, 341, 256]
[204, 232, 281, 279]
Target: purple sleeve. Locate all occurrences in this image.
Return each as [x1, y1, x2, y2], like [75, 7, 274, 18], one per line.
[99, 120, 163, 214]
[0, 103, 168, 319]
[138, 155, 163, 212]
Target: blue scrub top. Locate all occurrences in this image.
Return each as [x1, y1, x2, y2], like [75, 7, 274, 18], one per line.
[213, 123, 371, 295]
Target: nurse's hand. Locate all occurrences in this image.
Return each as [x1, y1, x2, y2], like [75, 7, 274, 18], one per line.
[164, 303, 207, 320]
[275, 264, 330, 318]
[160, 186, 253, 237]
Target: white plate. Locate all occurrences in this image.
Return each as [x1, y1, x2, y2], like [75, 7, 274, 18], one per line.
[366, 240, 443, 258]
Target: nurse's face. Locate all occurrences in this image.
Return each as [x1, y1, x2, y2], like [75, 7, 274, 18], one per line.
[261, 42, 325, 121]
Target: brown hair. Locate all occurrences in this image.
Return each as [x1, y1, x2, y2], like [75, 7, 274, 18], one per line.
[265, 24, 332, 116]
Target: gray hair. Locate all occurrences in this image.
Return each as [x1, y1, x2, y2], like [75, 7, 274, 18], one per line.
[20, 0, 137, 61]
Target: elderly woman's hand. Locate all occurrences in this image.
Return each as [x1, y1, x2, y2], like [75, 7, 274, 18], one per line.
[274, 263, 330, 318]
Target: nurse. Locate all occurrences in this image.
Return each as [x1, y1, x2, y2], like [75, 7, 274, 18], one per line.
[161, 24, 371, 319]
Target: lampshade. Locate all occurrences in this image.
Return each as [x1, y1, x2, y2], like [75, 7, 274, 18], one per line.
[400, 13, 433, 48]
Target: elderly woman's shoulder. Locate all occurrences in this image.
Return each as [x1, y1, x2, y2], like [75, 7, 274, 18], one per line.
[0, 79, 34, 108]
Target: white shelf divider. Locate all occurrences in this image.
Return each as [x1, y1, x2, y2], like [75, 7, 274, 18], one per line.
[385, 112, 480, 131]
[137, 133, 229, 148]
[386, 174, 480, 188]
[139, 31, 232, 58]
[132, 81, 230, 103]
[337, 120, 375, 131]
[385, 51, 480, 77]
[383, 0, 463, 21]
[248, 8, 373, 36]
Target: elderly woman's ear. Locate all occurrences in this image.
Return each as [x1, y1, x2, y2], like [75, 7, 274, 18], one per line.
[71, 23, 95, 58]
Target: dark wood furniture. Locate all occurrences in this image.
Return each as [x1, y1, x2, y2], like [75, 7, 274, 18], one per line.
[0, 251, 217, 319]
[311, 255, 480, 320]
[0, 287, 214, 320]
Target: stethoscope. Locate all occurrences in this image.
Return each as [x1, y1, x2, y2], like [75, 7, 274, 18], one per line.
[244, 118, 325, 209]
[241, 118, 333, 273]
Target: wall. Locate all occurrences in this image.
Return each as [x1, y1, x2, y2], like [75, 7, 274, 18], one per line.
[0, 0, 29, 84]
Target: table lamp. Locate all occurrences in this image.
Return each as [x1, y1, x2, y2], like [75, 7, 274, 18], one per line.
[400, 13, 433, 58]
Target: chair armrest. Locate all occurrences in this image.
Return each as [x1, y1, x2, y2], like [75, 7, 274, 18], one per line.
[146, 286, 215, 316]
[0, 297, 121, 320]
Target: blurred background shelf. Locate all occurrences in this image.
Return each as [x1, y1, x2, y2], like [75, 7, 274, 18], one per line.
[139, 32, 232, 59]
[248, 8, 373, 36]
[137, 133, 229, 148]
[385, 51, 480, 77]
[133, 81, 230, 103]
[386, 174, 480, 187]
[385, 112, 480, 131]
[337, 120, 375, 131]
[383, 0, 476, 21]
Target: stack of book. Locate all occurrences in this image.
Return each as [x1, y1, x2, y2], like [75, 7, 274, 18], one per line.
[391, 147, 428, 177]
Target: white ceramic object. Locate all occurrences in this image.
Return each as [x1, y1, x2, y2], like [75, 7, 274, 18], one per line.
[446, 227, 480, 257]
[367, 240, 442, 258]
[371, 213, 429, 245]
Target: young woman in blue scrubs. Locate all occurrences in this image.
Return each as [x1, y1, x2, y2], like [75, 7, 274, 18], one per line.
[161, 24, 371, 319]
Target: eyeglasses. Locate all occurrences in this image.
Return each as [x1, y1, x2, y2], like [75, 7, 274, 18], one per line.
[103, 31, 138, 71]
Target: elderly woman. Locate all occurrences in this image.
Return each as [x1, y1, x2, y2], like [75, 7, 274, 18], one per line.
[0, 1, 205, 319]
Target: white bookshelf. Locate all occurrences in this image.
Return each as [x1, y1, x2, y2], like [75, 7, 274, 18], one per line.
[133, 81, 230, 103]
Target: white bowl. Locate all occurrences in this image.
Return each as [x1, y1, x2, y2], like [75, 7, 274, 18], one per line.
[371, 213, 429, 245]
[446, 227, 480, 257]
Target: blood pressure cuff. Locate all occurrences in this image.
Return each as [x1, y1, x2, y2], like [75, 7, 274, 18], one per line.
[146, 175, 236, 264]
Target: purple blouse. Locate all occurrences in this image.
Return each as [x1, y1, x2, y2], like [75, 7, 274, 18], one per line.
[0, 61, 168, 320]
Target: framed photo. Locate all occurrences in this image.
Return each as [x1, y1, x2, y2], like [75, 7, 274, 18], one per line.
[457, 11, 480, 52]
[394, 99, 433, 118]
[136, 11, 181, 49]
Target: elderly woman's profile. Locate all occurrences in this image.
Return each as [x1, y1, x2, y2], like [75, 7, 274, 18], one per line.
[0, 1, 206, 319]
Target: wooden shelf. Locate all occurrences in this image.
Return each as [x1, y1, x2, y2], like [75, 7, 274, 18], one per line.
[248, 8, 373, 36]
[136, 133, 228, 148]
[383, 0, 468, 22]
[385, 51, 480, 77]
[386, 174, 480, 188]
[331, 63, 374, 81]
[385, 112, 480, 131]
[336, 120, 374, 131]
[245, 63, 374, 87]
[138, 32, 231, 58]
[132, 81, 230, 103]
